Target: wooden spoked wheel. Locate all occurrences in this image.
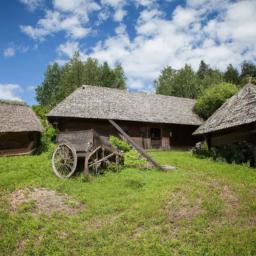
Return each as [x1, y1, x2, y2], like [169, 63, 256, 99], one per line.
[84, 146, 120, 175]
[52, 143, 77, 179]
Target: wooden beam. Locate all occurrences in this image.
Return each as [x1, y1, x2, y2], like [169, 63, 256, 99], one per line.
[108, 119, 170, 171]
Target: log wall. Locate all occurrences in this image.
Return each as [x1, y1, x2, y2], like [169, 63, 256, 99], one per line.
[51, 117, 199, 150]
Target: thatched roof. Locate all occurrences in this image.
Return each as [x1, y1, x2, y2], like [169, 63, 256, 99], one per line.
[47, 85, 202, 126]
[194, 83, 256, 135]
[0, 100, 43, 133]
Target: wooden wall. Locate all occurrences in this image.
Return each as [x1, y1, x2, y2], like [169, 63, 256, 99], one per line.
[0, 132, 40, 156]
[51, 117, 199, 150]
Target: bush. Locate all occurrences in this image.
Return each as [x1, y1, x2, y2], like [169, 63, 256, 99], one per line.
[109, 136, 131, 152]
[124, 150, 147, 168]
[32, 105, 56, 153]
[193, 141, 253, 165]
[194, 82, 238, 120]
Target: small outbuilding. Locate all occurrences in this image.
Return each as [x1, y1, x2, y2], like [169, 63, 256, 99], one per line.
[193, 83, 256, 164]
[0, 100, 43, 156]
[47, 85, 202, 150]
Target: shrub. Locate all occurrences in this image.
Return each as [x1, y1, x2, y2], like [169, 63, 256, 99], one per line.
[194, 82, 238, 120]
[124, 150, 147, 168]
[32, 105, 56, 153]
[193, 141, 253, 165]
[109, 136, 131, 152]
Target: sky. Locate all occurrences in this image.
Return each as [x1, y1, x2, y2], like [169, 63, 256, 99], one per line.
[0, 0, 256, 105]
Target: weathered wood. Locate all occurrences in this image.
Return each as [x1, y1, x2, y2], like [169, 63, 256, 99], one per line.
[108, 119, 168, 171]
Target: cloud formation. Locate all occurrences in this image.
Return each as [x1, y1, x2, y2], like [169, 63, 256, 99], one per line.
[0, 84, 22, 101]
[21, 0, 256, 90]
[3, 47, 15, 57]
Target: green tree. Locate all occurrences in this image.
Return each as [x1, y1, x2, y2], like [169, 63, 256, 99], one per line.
[36, 52, 126, 108]
[36, 63, 62, 107]
[224, 64, 240, 85]
[197, 60, 211, 79]
[113, 64, 126, 89]
[197, 60, 223, 92]
[194, 82, 238, 120]
[240, 61, 256, 85]
[155, 65, 200, 98]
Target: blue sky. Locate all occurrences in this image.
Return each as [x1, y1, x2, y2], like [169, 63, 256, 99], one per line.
[0, 0, 256, 105]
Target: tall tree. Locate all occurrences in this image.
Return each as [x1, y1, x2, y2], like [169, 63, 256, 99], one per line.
[155, 65, 200, 98]
[36, 63, 62, 107]
[240, 61, 256, 84]
[197, 60, 211, 79]
[155, 66, 176, 96]
[36, 52, 126, 108]
[224, 64, 240, 85]
[113, 64, 126, 89]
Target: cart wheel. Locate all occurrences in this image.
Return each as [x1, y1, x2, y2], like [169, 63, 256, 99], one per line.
[52, 143, 77, 179]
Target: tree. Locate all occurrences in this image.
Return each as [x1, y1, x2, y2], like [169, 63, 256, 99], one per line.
[197, 60, 211, 79]
[113, 64, 126, 89]
[36, 63, 62, 107]
[197, 60, 223, 92]
[240, 61, 256, 85]
[155, 65, 200, 98]
[155, 66, 176, 96]
[224, 64, 240, 85]
[35, 52, 126, 108]
[194, 82, 238, 120]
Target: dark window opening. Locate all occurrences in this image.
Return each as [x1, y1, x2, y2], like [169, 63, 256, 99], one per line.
[150, 128, 161, 140]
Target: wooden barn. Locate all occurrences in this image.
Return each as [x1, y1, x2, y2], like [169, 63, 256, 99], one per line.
[47, 85, 202, 150]
[0, 100, 43, 156]
[193, 83, 256, 165]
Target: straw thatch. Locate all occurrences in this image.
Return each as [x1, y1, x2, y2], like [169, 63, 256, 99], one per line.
[0, 100, 43, 133]
[48, 85, 202, 126]
[194, 83, 256, 135]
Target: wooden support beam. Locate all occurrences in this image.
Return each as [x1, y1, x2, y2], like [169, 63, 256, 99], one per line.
[108, 119, 169, 171]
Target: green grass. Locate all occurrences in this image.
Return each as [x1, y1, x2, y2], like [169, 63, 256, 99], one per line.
[0, 151, 256, 255]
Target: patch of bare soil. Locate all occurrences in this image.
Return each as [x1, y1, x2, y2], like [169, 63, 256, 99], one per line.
[165, 191, 202, 223]
[9, 187, 84, 216]
[220, 185, 240, 209]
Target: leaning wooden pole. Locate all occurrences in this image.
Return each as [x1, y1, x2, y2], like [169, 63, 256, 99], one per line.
[108, 119, 165, 171]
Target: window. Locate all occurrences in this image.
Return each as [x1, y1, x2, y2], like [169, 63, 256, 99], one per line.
[150, 128, 161, 140]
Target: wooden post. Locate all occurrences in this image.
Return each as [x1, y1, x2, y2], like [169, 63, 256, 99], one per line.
[108, 119, 168, 171]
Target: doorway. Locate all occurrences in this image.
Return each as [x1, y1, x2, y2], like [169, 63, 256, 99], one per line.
[150, 128, 161, 148]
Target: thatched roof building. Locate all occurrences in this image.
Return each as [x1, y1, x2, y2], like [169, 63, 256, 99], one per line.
[0, 100, 43, 156]
[194, 83, 256, 136]
[48, 85, 202, 150]
[48, 85, 202, 126]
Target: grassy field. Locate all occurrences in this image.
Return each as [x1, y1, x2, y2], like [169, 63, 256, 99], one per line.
[0, 150, 256, 255]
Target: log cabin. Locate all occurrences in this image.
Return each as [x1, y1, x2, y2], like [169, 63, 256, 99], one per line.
[193, 83, 256, 165]
[47, 85, 202, 150]
[0, 100, 43, 156]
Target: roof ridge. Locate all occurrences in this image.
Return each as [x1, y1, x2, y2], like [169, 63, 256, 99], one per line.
[80, 85, 196, 102]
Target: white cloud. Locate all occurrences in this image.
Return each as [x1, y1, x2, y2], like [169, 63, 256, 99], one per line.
[22, 0, 256, 91]
[0, 84, 22, 101]
[86, 0, 256, 90]
[19, 0, 44, 11]
[3, 47, 15, 57]
[21, 0, 100, 40]
[113, 8, 127, 22]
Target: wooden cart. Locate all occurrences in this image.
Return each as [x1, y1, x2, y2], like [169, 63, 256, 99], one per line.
[52, 129, 122, 178]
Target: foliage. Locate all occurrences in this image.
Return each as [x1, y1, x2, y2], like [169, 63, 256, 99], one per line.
[1, 151, 256, 255]
[224, 64, 240, 85]
[124, 149, 147, 168]
[155, 65, 200, 98]
[32, 105, 56, 152]
[36, 52, 126, 107]
[155, 60, 256, 100]
[194, 82, 238, 120]
[193, 141, 253, 165]
[109, 136, 131, 152]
